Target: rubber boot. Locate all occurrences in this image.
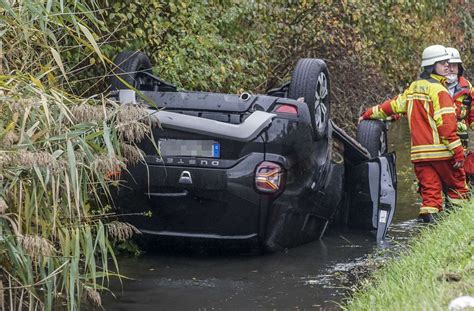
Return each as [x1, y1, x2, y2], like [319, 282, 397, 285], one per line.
[416, 213, 438, 224]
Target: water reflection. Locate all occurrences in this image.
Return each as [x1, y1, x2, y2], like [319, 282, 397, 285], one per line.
[102, 231, 378, 310]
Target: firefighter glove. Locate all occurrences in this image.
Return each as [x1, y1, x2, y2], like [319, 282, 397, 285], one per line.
[453, 159, 464, 170]
[360, 108, 373, 120]
[453, 145, 465, 163]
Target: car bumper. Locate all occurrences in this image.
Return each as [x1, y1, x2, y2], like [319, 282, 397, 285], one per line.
[114, 152, 266, 239]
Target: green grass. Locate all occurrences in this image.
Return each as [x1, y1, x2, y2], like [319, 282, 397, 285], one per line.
[344, 204, 474, 311]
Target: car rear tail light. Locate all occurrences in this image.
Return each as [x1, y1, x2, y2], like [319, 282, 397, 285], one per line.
[255, 161, 285, 193]
[275, 104, 298, 115]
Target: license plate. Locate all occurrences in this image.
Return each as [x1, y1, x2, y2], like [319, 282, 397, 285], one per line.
[158, 139, 220, 158]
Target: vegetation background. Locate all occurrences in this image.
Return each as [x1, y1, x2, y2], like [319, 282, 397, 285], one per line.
[0, 0, 472, 309]
[95, 0, 473, 133]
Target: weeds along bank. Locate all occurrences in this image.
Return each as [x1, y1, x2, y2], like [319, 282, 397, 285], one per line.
[0, 2, 152, 309]
[344, 204, 474, 311]
[0, 0, 472, 309]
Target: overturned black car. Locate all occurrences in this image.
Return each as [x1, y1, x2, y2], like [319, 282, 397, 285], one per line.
[110, 51, 397, 252]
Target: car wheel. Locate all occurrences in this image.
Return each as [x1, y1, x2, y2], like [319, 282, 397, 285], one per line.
[288, 58, 330, 140]
[110, 51, 153, 91]
[356, 120, 387, 158]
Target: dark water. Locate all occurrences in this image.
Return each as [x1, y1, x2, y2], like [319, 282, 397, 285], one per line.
[102, 120, 420, 310]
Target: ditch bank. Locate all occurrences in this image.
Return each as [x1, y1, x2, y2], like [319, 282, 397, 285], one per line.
[344, 203, 474, 311]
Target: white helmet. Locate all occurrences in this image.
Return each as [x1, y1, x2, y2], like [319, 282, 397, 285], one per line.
[446, 47, 462, 64]
[421, 45, 450, 67]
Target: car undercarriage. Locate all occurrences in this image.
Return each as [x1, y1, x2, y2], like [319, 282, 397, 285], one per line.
[110, 51, 397, 252]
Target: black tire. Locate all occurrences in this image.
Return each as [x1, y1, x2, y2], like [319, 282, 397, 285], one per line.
[356, 120, 387, 158]
[288, 58, 330, 140]
[110, 51, 153, 91]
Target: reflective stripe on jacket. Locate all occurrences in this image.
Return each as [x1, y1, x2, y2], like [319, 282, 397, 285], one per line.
[364, 74, 463, 163]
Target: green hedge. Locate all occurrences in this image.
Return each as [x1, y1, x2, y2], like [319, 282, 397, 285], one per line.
[91, 1, 269, 92]
[88, 0, 472, 132]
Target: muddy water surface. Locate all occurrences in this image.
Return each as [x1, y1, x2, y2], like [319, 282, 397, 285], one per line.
[102, 120, 420, 310]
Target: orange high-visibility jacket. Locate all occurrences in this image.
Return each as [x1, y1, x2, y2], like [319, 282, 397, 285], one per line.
[453, 76, 474, 128]
[362, 74, 463, 163]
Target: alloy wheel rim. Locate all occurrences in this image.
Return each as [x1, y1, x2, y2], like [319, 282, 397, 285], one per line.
[314, 72, 328, 132]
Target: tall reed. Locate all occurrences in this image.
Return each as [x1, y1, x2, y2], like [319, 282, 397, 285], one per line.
[0, 1, 151, 309]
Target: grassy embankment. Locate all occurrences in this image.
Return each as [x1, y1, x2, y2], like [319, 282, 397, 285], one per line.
[345, 204, 474, 310]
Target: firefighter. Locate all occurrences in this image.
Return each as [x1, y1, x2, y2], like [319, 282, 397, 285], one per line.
[445, 47, 474, 148]
[446, 47, 474, 185]
[359, 45, 468, 223]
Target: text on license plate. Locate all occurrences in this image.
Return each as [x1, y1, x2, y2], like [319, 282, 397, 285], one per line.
[158, 139, 220, 158]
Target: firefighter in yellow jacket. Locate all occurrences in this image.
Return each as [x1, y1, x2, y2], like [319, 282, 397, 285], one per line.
[360, 45, 468, 223]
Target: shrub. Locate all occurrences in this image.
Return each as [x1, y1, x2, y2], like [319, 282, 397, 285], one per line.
[93, 0, 472, 133]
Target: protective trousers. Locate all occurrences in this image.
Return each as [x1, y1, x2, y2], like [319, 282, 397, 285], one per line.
[414, 160, 469, 214]
[464, 151, 474, 187]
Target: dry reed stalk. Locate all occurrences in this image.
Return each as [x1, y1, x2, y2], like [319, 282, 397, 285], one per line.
[0, 39, 3, 76]
[116, 104, 153, 124]
[0, 154, 12, 169]
[70, 104, 108, 124]
[13, 151, 57, 169]
[85, 287, 102, 308]
[0, 279, 4, 311]
[121, 144, 145, 165]
[91, 155, 125, 175]
[16, 235, 55, 258]
[113, 104, 159, 143]
[49, 159, 69, 175]
[117, 121, 150, 143]
[73, 150, 86, 164]
[7, 99, 40, 114]
[1, 131, 19, 148]
[0, 198, 8, 215]
[106, 221, 141, 241]
[0, 151, 56, 169]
